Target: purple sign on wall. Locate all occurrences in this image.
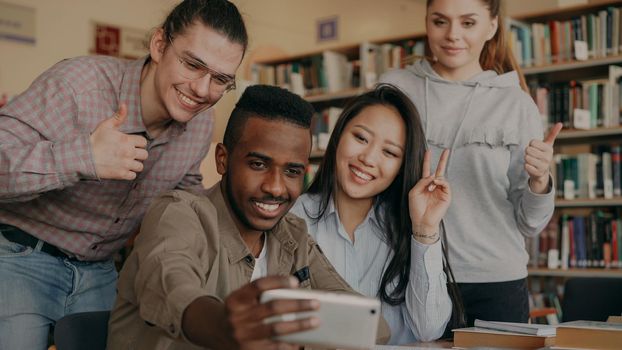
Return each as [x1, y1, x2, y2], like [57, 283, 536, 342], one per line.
[317, 16, 338, 42]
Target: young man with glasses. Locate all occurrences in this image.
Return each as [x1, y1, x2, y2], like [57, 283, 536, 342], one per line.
[0, 1, 246, 348]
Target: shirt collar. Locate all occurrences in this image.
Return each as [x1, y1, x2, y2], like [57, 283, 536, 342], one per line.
[118, 56, 148, 134]
[326, 195, 381, 228]
[318, 195, 382, 243]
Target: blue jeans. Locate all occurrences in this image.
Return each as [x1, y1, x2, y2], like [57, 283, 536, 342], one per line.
[0, 228, 118, 350]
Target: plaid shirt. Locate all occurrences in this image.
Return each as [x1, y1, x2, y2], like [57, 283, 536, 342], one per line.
[0, 55, 213, 261]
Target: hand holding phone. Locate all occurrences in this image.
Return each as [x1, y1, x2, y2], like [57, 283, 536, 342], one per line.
[261, 288, 381, 349]
[223, 276, 320, 350]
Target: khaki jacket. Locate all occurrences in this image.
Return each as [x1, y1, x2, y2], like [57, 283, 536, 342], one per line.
[107, 183, 389, 349]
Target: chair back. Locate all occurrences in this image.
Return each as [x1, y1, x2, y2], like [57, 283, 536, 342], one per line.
[54, 311, 110, 350]
[561, 277, 622, 322]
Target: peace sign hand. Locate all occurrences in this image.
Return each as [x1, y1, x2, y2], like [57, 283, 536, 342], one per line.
[408, 149, 451, 244]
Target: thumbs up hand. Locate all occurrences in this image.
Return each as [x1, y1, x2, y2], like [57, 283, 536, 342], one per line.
[89, 103, 149, 180]
[524, 122, 563, 194]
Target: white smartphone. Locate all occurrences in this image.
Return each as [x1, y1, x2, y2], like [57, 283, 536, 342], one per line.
[260, 288, 381, 349]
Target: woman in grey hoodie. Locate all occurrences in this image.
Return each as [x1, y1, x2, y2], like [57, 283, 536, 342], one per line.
[380, 0, 562, 326]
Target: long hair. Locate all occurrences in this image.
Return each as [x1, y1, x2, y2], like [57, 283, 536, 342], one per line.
[425, 0, 528, 92]
[306, 84, 426, 305]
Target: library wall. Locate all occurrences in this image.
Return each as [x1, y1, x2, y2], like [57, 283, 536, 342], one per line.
[0, 0, 607, 187]
[0, 0, 180, 96]
[1, 0, 596, 98]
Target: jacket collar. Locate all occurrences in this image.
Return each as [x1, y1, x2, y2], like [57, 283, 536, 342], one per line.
[206, 182, 299, 265]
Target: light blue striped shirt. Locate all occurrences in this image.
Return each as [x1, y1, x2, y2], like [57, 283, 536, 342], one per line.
[291, 193, 452, 344]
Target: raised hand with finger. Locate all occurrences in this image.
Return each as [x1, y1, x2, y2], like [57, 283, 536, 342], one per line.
[525, 122, 562, 194]
[89, 103, 149, 180]
[408, 149, 451, 244]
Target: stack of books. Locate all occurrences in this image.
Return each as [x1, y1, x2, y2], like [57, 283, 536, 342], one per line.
[452, 319, 556, 349]
[555, 319, 622, 350]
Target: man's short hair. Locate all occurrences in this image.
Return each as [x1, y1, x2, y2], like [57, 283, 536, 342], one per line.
[223, 85, 314, 151]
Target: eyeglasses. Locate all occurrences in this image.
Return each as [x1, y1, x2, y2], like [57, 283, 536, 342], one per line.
[167, 38, 236, 93]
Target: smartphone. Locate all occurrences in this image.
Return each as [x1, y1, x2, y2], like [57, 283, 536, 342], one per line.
[260, 288, 381, 349]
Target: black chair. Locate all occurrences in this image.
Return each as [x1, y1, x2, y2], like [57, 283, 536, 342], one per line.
[54, 311, 110, 350]
[561, 277, 622, 322]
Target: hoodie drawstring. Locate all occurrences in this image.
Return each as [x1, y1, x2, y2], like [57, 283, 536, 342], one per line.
[424, 79, 481, 173]
[424, 77, 430, 137]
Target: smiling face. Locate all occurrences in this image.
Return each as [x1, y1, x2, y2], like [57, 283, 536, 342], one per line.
[147, 21, 244, 125]
[216, 117, 311, 236]
[334, 104, 406, 208]
[426, 0, 498, 80]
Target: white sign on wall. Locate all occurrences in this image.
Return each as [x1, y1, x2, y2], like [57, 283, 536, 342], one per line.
[92, 22, 148, 59]
[120, 26, 148, 58]
[0, 1, 36, 44]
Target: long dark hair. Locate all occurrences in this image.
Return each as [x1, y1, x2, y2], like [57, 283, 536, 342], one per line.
[425, 0, 527, 92]
[306, 84, 426, 305]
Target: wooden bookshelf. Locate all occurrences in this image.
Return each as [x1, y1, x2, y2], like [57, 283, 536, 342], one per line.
[310, 150, 325, 159]
[513, 0, 621, 22]
[555, 198, 622, 208]
[522, 55, 622, 75]
[556, 127, 622, 140]
[262, 54, 622, 102]
[305, 87, 367, 103]
[255, 44, 360, 66]
[528, 267, 622, 278]
[509, 2, 622, 286]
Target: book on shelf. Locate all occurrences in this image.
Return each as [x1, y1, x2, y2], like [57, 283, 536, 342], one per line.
[452, 327, 556, 349]
[528, 65, 622, 130]
[252, 52, 354, 98]
[554, 319, 622, 350]
[609, 315, 622, 323]
[359, 38, 424, 89]
[473, 319, 556, 336]
[609, 65, 622, 126]
[360, 41, 380, 89]
[311, 107, 343, 152]
[555, 153, 598, 199]
[507, 18, 534, 67]
[528, 290, 561, 325]
[614, 145, 622, 197]
[322, 50, 352, 93]
[304, 163, 319, 188]
[526, 208, 622, 269]
[551, 142, 622, 201]
[510, 4, 622, 67]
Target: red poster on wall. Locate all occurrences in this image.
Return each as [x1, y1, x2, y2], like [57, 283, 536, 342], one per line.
[95, 25, 120, 56]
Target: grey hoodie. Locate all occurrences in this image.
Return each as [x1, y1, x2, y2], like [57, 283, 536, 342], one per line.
[380, 60, 554, 283]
